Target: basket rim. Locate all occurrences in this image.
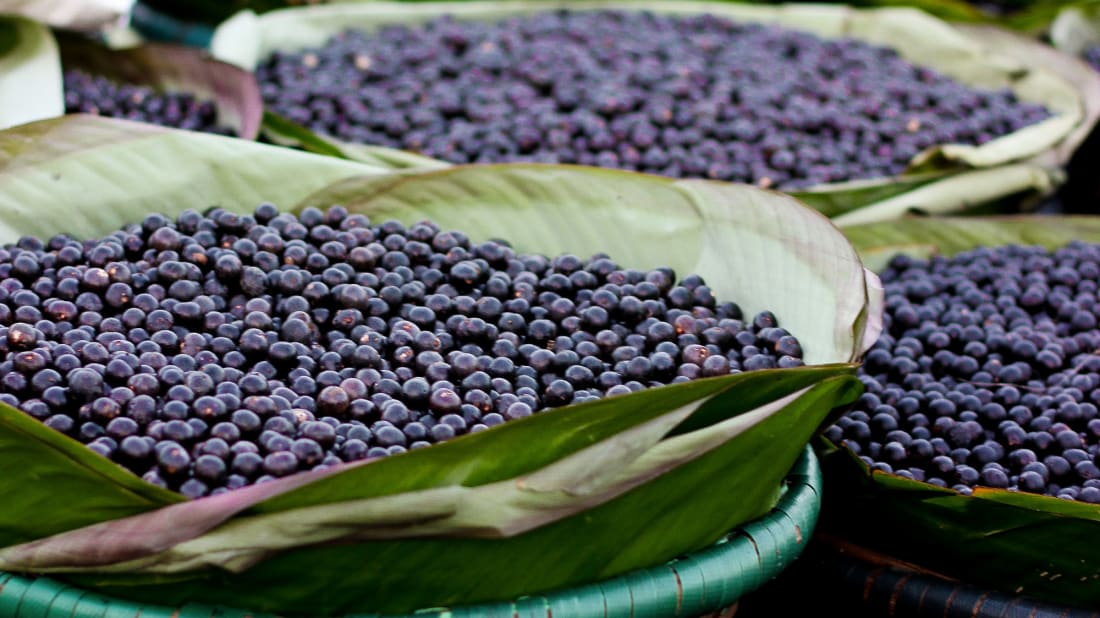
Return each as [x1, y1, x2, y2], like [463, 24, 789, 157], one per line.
[0, 445, 820, 617]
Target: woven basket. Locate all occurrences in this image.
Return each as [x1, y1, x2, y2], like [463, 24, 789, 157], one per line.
[0, 447, 820, 618]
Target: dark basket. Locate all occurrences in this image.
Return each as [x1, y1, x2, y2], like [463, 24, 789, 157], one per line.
[743, 538, 1100, 618]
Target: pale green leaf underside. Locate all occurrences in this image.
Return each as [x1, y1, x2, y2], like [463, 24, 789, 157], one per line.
[0, 114, 387, 245]
[831, 164, 1059, 227]
[0, 17, 62, 130]
[3, 372, 857, 615]
[0, 0, 130, 31]
[842, 215, 1100, 272]
[0, 385, 816, 575]
[953, 23, 1100, 168]
[0, 365, 853, 574]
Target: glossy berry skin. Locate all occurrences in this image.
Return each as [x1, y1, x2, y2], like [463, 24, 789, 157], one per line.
[256, 10, 1049, 189]
[0, 203, 802, 498]
[832, 242, 1100, 504]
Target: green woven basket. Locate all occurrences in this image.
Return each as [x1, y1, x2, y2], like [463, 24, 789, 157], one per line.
[0, 447, 820, 618]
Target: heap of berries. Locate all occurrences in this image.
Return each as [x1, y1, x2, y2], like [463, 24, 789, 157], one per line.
[256, 10, 1050, 189]
[829, 242, 1100, 503]
[63, 69, 235, 135]
[0, 204, 804, 499]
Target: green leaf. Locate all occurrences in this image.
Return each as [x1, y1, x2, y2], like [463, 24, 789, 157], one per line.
[953, 23, 1100, 168]
[820, 443, 1100, 609]
[823, 215, 1100, 608]
[829, 164, 1061, 227]
[841, 214, 1100, 270]
[789, 172, 951, 219]
[259, 109, 345, 158]
[254, 368, 842, 514]
[0, 365, 849, 572]
[263, 110, 450, 169]
[0, 16, 62, 130]
[56, 33, 264, 140]
[213, 1, 1086, 219]
[0, 0, 130, 32]
[58, 374, 861, 615]
[0, 401, 182, 549]
[0, 114, 387, 245]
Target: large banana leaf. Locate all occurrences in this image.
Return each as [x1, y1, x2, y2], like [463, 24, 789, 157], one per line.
[210, 1, 1091, 221]
[821, 215, 1100, 609]
[826, 164, 1061, 226]
[8, 372, 861, 615]
[0, 130, 880, 613]
[0, 17, 62, 130]
[0, 399, 182, 550]
[0, 114, 384, 244]
[843, 215, 1100, 269]
[0, 0, 130, 32]
[56, 33, 264, 139]
[953, 23, 1100, 170]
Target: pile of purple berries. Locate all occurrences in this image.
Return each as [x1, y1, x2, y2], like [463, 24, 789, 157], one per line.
[256, 10, 1050, 189]
[63, 69, 235, 136]
[0, 204, 804, 499]
[828, 242, 1100, 503]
